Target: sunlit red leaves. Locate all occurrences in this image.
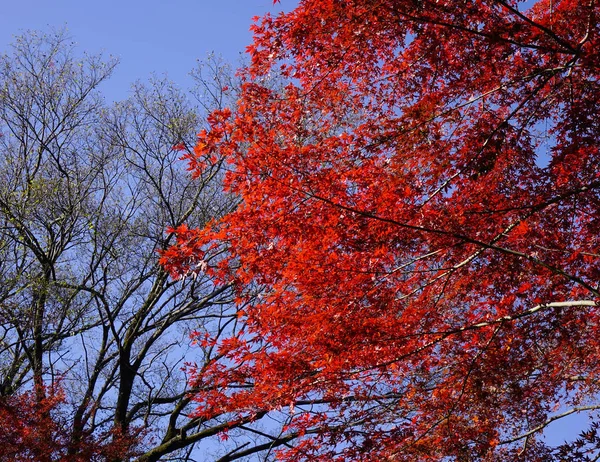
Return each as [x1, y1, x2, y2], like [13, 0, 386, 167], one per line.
[164, 0, 600, 460]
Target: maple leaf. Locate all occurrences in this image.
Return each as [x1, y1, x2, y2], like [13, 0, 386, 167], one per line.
[163, 0, 600, 460]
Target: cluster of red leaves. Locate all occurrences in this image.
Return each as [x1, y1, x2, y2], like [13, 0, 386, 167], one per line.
[163, 0, 600, 460]
[0, 386, 137, 461]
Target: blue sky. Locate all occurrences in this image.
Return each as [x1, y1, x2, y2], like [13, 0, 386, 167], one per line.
[0, 0, 291, 101]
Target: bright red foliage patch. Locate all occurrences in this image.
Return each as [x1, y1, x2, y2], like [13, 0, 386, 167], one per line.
[162, 1, 600, 459]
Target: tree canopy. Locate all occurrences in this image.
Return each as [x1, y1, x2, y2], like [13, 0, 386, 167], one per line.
[163, 1, 600, 460]
[0, 30, 302, 461]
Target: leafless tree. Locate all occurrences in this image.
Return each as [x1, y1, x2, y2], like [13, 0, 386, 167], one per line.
[0, 30, 305, 462]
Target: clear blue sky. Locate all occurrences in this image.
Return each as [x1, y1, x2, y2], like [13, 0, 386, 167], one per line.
[0, 0, 292, 101]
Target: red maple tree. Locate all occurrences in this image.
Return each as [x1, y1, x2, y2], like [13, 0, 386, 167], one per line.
[0, 385, 135, 461]
[162, 0, 600, 459]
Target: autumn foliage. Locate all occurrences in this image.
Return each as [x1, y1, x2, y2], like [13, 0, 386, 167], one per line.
[162, 0, 600, 460]
[0, 385, 134, 461]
